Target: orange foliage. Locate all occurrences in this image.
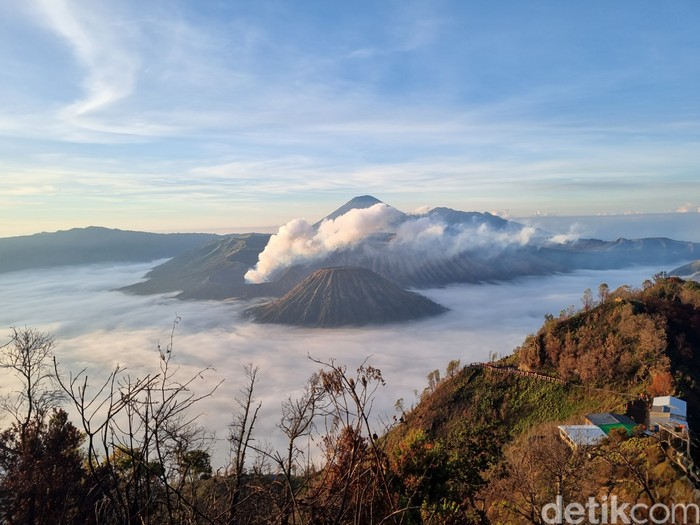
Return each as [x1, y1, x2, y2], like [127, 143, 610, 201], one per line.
[647, 370, 674, 397]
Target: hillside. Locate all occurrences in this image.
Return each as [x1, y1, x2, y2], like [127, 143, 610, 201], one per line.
[516, 276, 700, 417]
[247, 266, 447, 327]
[671, 259, 700, 281]
[382, 276, 700, 522]
[119, 233, 301, 299]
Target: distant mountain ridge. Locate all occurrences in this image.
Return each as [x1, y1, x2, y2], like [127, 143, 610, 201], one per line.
[119, 233, 304, 299]
[0, 227, 220, 274]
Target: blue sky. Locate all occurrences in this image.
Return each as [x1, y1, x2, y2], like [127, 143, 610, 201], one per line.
[1, 0, 699, 236]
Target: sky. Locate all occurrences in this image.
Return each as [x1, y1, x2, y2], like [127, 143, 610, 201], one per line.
[1, 0, 700, 237]
[0, 260, 668, 466]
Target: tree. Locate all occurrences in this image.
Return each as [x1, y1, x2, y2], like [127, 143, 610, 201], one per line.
[54, 318, 222, 525]
[485, 425, 590, 525]
[581, 288, 594, 310]
[654, 271, 669, 282]
[306, 359, 397, 524]
[0, 328, 91, 524]
[0, 409, 90, 525]
[648, 370, 674, 397]
[598, 282, 610, 303]
[272, 372, 324, 525]
[425, 369, 441, 395]
[227, 363, 262, 525]
[0, 327, 63, 438]
[446, 359, 461, 379]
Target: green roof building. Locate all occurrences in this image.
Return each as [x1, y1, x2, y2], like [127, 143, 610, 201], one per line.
[585, 413, 638, 435]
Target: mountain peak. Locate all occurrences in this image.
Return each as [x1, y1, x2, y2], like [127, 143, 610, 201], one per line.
[347, 195, 384, 206]
[319, 195, 388, 223]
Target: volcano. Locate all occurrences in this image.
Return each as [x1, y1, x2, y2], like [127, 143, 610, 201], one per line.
[247, 267, 447, 327]
[117, 196, 700, 300]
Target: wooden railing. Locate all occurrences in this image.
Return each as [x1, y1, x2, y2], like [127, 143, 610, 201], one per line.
[465, 362, 566, 384]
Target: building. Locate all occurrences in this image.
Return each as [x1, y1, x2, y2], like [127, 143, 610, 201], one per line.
[585, 413, 638, 435]
[559, 412, 638, 450]
[558, 397, 692, 453]
[558, 425, 607, 449]
[650, 396, 688, 430]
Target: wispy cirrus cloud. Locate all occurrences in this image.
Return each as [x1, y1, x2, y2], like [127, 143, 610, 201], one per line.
[32, 0, 139, 118]
[0, 1, 698, 235]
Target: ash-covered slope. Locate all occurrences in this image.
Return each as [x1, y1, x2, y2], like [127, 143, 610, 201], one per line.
[120, 233, 301, 299]
[247, 267, 447, 327]
[671, 260, 700, 281]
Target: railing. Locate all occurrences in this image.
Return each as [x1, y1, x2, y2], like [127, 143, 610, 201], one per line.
[465, 362, 566, 384]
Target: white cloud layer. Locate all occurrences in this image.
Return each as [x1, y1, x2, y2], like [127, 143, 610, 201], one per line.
[520, 213, 700, 243]
[676, 203, 699, 213]
[0, 261, 679, 466]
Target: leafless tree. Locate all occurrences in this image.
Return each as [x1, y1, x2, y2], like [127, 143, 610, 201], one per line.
[0, 327, 63, 439]
[53, 317, 222, 524]
[227, 363, 262, 525]
[305, 357, 398, 525]
[275, 372, 324, 525]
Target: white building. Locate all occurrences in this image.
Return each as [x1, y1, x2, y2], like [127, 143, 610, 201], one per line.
[650, 396, 688, 429]
[558, 425, 607, 449]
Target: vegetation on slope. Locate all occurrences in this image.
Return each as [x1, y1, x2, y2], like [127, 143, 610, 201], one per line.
[516, 276, 700, 424]
[384, 275, 700, 522]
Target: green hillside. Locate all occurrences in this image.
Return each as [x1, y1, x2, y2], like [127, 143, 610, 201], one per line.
[381, 276, 700, 523]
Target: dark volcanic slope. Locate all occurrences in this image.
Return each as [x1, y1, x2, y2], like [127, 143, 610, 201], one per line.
[120, 233, 300, 299]
[248, 267, 447, 327]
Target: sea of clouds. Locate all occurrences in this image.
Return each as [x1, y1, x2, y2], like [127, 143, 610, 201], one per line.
[0, 259, 683, 467]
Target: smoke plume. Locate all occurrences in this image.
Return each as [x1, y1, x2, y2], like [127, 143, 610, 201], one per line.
[245, 204, 537, 283]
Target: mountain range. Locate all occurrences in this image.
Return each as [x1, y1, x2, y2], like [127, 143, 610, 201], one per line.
[119, 196, 700, 300]
[2, 196, 699, 328]
[3, 196, 699, 288]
